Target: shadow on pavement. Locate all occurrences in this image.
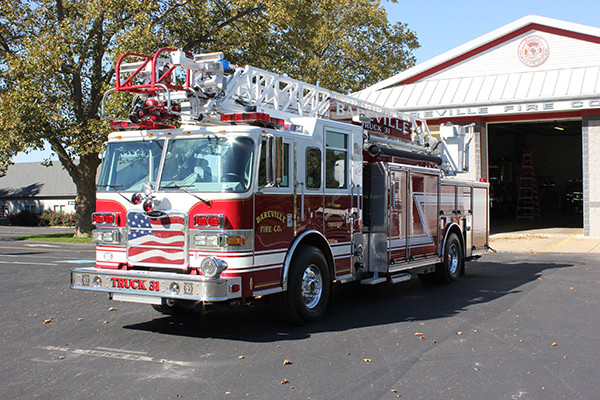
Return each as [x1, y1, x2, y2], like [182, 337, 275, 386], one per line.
[123, 257, 575, 342]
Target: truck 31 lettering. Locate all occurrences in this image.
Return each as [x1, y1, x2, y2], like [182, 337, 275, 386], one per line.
[110, 277, 159, 291]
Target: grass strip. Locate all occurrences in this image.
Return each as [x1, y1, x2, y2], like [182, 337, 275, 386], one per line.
[15, 233, 93, 243]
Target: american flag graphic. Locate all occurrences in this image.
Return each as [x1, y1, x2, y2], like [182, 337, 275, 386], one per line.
[127, 212, 186, 265]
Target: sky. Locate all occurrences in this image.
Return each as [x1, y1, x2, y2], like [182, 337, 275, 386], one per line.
[383, 0, 600, 63]
[12, 0, 600, 163]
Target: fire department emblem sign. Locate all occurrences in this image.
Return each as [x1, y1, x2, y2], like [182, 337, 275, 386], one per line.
[518, 35, 549, 67]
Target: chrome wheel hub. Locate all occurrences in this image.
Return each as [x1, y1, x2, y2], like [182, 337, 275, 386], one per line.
[301, 265, 322, 309]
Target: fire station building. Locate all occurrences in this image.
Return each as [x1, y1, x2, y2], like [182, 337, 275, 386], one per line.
[358, 15, 600, 236]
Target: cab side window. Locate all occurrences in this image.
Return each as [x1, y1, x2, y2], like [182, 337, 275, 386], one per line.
[258, 140, 290, 187]
[325, 131, 347, 189]
[305, 147, 321, 189]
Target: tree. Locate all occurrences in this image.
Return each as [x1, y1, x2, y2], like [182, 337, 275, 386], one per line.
[0, 0, 418, 236]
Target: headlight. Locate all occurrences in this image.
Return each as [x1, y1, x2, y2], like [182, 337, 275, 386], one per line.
[200, 257, 227, 279]
[92, 229, 121, 244]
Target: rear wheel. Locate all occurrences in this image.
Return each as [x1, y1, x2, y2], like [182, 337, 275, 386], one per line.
[273, 246, 330, 325]
[436, 232, 463, 283]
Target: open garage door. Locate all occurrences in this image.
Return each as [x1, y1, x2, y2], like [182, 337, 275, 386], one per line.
[487, 120, 582, 231]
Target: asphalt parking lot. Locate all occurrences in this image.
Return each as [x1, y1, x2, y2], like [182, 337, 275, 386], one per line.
[0, 226, 599, 399]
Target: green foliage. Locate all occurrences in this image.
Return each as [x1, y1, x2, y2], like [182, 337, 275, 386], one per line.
[39, 211, 76, 227]
[0, 0, 417, 235]
[8, 210, 40, 226]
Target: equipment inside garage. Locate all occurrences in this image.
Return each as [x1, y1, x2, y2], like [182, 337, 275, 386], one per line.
[487, 120, 582, 228]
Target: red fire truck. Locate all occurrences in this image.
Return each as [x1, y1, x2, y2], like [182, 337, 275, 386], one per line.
[71, 48, 490, 324]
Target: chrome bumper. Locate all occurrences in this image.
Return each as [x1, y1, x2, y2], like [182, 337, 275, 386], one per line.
[71, 267, 242, 303]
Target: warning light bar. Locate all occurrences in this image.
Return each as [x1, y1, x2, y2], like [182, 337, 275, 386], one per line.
[110, 120, 175, 130]
[220, 112, 285, 128]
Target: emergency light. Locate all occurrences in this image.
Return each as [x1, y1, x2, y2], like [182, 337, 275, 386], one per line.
[220, 112, 285, 128]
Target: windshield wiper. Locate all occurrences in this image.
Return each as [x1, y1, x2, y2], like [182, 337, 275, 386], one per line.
[96, 184, 134, 204]
[162, 184, 211, 207]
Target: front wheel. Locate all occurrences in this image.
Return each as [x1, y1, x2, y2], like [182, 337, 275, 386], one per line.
[436, 232, 463, 283]
[151, 299, 195, 316]
[273, 246, 330, 325]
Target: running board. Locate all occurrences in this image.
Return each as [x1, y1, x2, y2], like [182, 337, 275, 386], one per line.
[388, 257, 441, 273]
[360, 276, 387, 285]
[390, 273, 411, 284]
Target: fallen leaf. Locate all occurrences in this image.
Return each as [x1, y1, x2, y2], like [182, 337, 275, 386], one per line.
[280, 379, 289, 385]
[414, 332, 423, 336]
[77, 318, 84, 321]
[552, 342, 558, 347]
[43, 317, 53, 324]
[102, 321, 110, 324]
[362, 358, 372, 363]
[108, 307, 117, 311]
[391, 389, 397, 393]
[457, 331, 463, 335]
[238, 356, 245, 359]
[225, 391, 232, 395]
[283, 359, 293, 365]
[432, 340, 437, 344]
[474, 368, 479, 371]
[58, 356, 65, 360]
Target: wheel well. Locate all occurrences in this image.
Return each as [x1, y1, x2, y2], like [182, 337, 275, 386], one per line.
[285, 231, 335, 287]
[445, 224, 466, 275]
[444, 224, 465, 257]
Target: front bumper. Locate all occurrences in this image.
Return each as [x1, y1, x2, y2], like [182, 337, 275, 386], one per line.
[71, 267, 242, 304]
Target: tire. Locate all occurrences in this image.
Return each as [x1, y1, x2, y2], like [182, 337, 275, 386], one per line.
[436, 232, 463, 283]
[273, 246, 330, 325]
[151, 299, 195, 316]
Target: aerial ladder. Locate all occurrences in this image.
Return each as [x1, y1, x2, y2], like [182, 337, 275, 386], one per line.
[101, 49, 444, 156]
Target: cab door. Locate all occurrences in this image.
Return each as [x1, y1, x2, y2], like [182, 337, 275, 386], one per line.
[322, 128, 353, 277]
[253, 136, 294, 292]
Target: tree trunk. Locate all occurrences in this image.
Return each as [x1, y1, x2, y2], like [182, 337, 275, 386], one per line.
[73, 153, 101, 237]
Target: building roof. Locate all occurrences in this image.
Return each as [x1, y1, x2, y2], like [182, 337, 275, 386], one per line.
[0, 162, 76, 198]
[356, 15, 600, 114]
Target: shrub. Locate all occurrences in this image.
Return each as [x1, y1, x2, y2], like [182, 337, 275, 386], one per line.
[8, 210, 41, 226]
[39, 211, 76, 227]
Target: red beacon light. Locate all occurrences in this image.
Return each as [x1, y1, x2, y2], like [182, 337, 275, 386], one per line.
[131, 193, 143, 205]
[220, 112, 285, 128]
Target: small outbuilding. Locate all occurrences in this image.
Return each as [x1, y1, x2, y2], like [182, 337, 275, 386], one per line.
[0, 162, 76, 219]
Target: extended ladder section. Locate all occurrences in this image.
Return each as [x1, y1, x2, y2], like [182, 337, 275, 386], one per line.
[102, 48, 436, 150]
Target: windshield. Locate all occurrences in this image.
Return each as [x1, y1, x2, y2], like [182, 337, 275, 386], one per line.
[97, 140, 164, 192]
[159, 137, 254, 192]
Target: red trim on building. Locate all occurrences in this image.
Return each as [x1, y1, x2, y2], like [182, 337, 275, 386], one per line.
[426, 110, 584, 126]
[395, 24, 600, 86]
